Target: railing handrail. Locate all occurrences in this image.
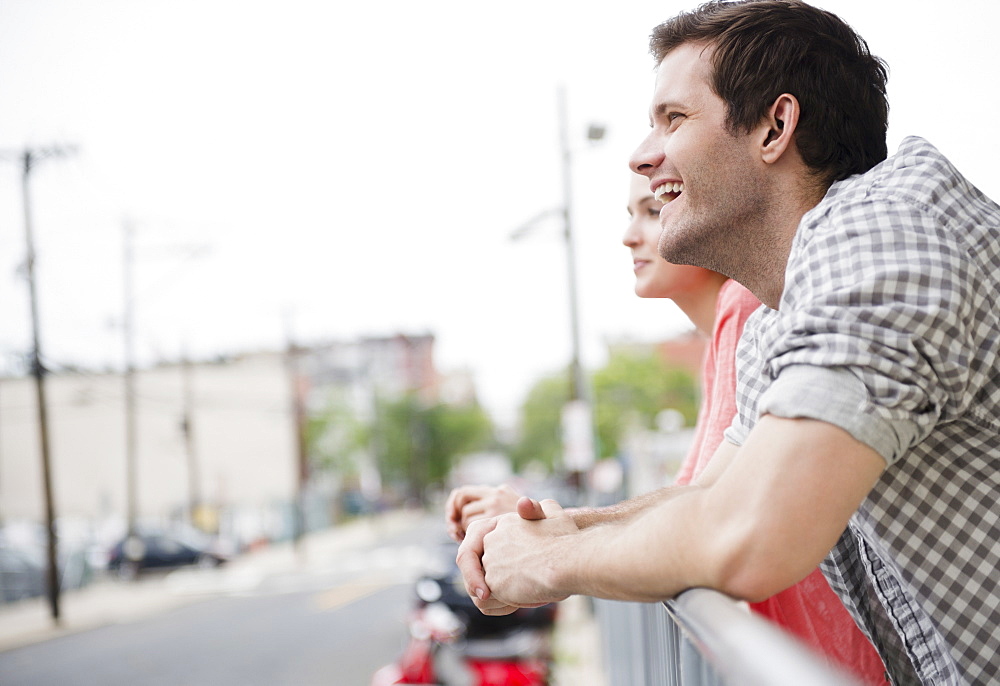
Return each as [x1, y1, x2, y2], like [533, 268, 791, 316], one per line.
[664, 588, 865, 686]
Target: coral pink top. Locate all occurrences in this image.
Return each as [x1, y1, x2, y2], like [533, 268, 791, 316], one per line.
[675, 279, 888, 685]
[675, 279, 760, 485]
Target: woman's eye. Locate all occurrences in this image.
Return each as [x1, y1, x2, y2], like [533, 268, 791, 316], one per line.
[647, 207, 660, 217]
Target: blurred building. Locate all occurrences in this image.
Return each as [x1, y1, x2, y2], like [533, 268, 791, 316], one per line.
[299, 332, 444, 417]
[0, 352, 297, 543]
[297, 332, 478, 430]
[0, 333, 452, 545]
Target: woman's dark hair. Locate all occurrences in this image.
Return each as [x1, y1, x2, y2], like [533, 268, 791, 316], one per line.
[650, 0, 888, 185]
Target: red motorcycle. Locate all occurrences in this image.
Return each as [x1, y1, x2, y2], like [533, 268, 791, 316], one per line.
[372, 547, 556, 686]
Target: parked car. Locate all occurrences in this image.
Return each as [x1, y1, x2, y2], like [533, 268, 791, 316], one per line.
[0, 545, 46, 603]
[106, 531, 229, 580]
[0, 540, 95, 603]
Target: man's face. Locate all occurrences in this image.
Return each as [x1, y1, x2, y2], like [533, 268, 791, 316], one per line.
[629, 42, 768, 276]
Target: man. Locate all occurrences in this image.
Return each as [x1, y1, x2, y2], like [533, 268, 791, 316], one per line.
[456, 2, 1000, 684]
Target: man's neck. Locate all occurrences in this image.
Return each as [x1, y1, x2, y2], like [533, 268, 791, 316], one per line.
[734, 183, 828, 310]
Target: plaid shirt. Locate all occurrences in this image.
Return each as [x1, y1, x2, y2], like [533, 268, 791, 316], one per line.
[725, 137, 1000, 686]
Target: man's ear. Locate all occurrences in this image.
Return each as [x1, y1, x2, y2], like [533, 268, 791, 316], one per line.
[759, 93, 800, 164]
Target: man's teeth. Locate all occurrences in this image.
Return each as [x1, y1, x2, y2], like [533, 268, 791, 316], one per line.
[655, 182, 684, 202]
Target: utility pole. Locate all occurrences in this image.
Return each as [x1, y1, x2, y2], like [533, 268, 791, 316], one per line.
[180, 353, 202, 529]
[122, 220, 139, 540]
[0, 377, 4, 529]
[284, 319, 309, 550]
[11, 145, 76, 623]
[120, 231, 208, 540]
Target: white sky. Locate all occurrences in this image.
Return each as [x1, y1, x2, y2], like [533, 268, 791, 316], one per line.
[1, 0, 998, 427]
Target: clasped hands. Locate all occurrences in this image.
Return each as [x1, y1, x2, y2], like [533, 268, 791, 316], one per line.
[452, 492, 577, 616]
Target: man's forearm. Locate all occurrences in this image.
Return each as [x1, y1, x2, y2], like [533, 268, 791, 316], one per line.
[562, 440, 744, 530]
[566, 485, 685, 529]
[543, 479, 750, 603]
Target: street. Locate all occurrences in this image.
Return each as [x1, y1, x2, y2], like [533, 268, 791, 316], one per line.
[0, 512, 448, 686]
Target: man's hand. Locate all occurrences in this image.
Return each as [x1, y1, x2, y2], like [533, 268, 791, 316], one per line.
[445, 484, 521, 542]
[455, 514, 500, 611]
[456, 497, 576, 615]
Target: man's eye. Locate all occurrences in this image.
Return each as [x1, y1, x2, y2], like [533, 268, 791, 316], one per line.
[668, 112, 685, 122]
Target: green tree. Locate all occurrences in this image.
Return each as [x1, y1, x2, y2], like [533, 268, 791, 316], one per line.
[511, 352, 697, 470]
[370, 393, 495, 503]
[423, 402, 495, 485]
[306, 391, 369, 478]
[509, 374, 570, 473]
[591, 351, 698, 458]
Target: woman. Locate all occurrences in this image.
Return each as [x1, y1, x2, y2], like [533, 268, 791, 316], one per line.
[621, 171, 752, 483]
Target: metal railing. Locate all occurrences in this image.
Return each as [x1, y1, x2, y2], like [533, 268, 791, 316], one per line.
[595, 589, 864, 686]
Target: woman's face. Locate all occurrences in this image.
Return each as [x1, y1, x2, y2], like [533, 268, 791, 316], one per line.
[623, 173, 717, 299]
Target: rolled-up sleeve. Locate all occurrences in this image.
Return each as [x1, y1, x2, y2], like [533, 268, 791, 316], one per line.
[758, 365, 917, 464]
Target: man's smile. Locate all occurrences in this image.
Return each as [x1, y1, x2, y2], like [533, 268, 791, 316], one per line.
[653, 180, 684, 203]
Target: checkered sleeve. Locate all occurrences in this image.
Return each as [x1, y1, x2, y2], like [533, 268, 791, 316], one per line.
[756, 191, 983, 464]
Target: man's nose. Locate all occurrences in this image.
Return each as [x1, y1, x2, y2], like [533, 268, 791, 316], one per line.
[629, 133, 662, 176]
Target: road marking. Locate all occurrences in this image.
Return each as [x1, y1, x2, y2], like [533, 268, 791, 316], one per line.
[312, 579, 398, 612]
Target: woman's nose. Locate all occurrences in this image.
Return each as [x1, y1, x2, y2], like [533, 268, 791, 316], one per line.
[623, 218, 642, 247]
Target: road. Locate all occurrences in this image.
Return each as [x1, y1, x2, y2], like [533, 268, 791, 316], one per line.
[0, 513, 451, 686]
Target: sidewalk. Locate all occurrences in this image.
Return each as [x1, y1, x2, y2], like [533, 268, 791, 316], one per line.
[0, 510, 607, 684]
[551, 595, 608, 686]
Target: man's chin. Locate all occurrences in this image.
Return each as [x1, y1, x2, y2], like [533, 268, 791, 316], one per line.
[656, 239, 695, 268]
[656, 227, 685, 262]
[657, 230, 720, 271]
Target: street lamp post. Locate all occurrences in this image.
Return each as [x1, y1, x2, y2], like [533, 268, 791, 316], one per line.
[557, 86, 605, 499]
[512, 86, 604, 500]
[558, 86, 586, 408]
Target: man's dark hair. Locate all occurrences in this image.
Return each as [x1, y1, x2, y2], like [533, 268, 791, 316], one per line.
[651, 0, 888, 185]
